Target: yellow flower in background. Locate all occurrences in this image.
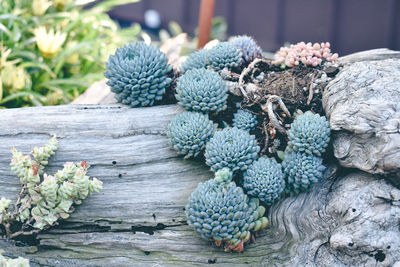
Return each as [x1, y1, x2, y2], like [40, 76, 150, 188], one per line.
[54, 0, 72, 10]
[1, 64, 29, 93]
[34, 27, 67, 59]
[32, 0, 52, 16]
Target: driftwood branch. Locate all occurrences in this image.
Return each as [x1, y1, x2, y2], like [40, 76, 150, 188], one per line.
[0, 104, 399, 267]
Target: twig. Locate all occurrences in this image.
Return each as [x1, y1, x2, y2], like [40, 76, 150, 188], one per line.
[10, 228, 41, 239]
[306, 71, 317, 105]
[238, 58, 270, 98]
[261, 95, 291, 134]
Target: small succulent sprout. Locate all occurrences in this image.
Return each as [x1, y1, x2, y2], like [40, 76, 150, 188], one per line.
[282, 151, 326, 195]
[186, 169, 268, 252]
[243, 157, 285, 205]
[205, 127, 260, 173]
[232, 109, 258, 131]
[231, 35, 263, 64]
[206, 42, 243, 71]
[287, 111, 330, 156]
[176, 68, 228, 114]
[0, 197, 11, 214]
[167, 112, 216, 159]
[180, 49, 209, 72]
[104, 42, 172, 107]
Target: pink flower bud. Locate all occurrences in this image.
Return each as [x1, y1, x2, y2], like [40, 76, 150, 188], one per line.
[313, 43, 321, 50]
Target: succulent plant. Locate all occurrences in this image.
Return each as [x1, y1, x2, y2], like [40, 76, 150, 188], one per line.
[167, 112, 216, 159]
[0, 137, 102, 239]
[282, 151, 326, 195]
[232, 109, 258, 131]
[205, 127, 260, 173]
[176, 68, 228, 114]
[104, 42, 172, 107]
[231, 35, 263, 64]
[243, 157, 285, 205]
[272, 42, 339, 68]
[180, 49, 209, 72]
[186, 169, 269, 252]
[206, 42, 242, 71]
[287, 111, 330, 156]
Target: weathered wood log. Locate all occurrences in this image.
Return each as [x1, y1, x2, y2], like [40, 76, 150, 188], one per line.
[0, 105, 399, 267]
[323, 56, 400, 187]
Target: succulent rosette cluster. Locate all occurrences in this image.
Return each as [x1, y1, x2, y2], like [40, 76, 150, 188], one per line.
[186, 169, 268, 252]
[165, 36, 334, 252]
[272, 41, 339, 68]
[283, 111, 330, 194]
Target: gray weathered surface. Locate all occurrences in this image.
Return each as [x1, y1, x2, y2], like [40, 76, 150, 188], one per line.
[323, 58, 400, 186]
[338, 48, 400, 64]
[1, 105, 399, 266]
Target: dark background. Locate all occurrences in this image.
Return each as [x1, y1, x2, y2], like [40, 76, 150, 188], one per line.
[108, 0, 400, 55]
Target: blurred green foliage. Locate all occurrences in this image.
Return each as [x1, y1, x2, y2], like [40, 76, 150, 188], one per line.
[0, 0, 141, 108]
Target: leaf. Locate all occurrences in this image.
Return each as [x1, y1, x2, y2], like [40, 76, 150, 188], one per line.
[19, 61, 56, 79]
[0, 22, 12, 38]
[88, 0, 140, 13]
[0, 90, 44, 105]
[0, 14, 27, 24]
[0, 78, 3, 102]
